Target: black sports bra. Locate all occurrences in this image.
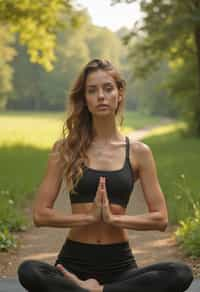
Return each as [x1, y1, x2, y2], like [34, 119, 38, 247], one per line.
[69, 136, 135, 208]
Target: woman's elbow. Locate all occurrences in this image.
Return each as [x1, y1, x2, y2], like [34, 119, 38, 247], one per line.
[33, 210, 45, 227]
[159, 217, 168, 232]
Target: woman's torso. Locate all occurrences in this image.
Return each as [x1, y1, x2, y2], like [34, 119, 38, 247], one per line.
[67, 135, 139, 244]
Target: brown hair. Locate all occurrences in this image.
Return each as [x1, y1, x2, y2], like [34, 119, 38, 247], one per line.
[59, 59, 126, 194]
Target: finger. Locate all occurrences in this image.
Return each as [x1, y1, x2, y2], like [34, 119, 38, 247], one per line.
[103, 195, 108, 205]
[100, 179, 107, 194]
[102, 193, 106, 204]
[99, 176, 105, 183]
[99, 177, 103, 188]
[97, 178, 104, 194]
[100, 177, 106, 190]
[56, 264, 67, 275]
[102, 189, 109, 204]
[95, 184, 103, 203]
[56, 264, 82, 284]
[96, 178, 103, 194]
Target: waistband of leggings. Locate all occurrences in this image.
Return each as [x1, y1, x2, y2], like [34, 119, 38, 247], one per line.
[59, 238, 133, 259]
[56, 238, 136, 266]
[65, 238, 130, 249]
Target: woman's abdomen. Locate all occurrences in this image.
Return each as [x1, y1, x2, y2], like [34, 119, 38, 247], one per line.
[68, 222, 128, 244]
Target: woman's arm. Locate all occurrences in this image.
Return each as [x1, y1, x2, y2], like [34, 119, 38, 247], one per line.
[111, 141, 168, 232]
[33, 140, 94, 228]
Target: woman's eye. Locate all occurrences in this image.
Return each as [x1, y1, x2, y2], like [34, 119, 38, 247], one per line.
[87, 86, 113, 94]
[105, 87, 113, 92]
[87, 88, 96, 94]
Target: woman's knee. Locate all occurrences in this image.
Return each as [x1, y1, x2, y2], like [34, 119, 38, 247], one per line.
[17, 260, 44, 289]
[170, 262, 193, 291]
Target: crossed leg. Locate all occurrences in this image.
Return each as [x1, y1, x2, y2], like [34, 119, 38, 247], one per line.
[56, 261, 193, 292]
[18, 260, 91, 292]
[18, 260, 193, 292]
[103, 261, 193, 292]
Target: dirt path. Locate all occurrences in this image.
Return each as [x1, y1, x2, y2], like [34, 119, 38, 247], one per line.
[0, 122, 195, 279]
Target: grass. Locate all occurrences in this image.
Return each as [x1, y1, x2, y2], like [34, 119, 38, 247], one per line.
[0, 110, 65, 148]
[143, 123, 200, 224]
[0, 110, 164, 147]
[122, 111, 165, 133]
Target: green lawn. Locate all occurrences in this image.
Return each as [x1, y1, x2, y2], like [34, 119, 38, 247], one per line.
[143, 124, 200, 224]
[0, 110, 164, 147]
[0, 110, 65, 148]
[122, 111, 165, 133]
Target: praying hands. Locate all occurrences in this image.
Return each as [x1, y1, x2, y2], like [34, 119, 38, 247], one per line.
[92, 176, 115, 224]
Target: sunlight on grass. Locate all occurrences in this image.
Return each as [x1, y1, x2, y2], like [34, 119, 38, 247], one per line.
[0, 112, 65, 148]
[146, 121, 186, 137]
[0, 110, 163, 148]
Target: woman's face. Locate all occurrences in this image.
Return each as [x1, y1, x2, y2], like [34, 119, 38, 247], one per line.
[85, 69, 122, 117]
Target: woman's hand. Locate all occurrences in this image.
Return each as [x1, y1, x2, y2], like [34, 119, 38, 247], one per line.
[91, 177, 104, 223]
[91, 176, 114, 224]
[100, 177, 115, 224]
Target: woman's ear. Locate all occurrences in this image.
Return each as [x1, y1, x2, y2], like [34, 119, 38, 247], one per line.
[118, 88, 124, 101]
[118, 93, 123, 104]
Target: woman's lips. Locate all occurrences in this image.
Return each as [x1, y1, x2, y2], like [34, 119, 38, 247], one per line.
[97, 105, 109, 108]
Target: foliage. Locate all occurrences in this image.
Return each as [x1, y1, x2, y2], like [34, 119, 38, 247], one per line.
[6, 9, 124, 111]
[0, 0, 79, 71]
[175, 201, 200, 258]
[0, 27, 16, 109]
[0, 226, 16, 251]
[112, 0, 200, 135]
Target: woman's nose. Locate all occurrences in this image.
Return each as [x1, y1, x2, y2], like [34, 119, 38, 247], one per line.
[98, 88, 105, 99]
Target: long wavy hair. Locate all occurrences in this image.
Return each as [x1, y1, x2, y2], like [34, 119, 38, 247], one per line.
[59, 59, 126, 194]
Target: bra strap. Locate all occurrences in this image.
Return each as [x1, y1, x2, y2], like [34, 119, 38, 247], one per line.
[125, 136, 130, 160]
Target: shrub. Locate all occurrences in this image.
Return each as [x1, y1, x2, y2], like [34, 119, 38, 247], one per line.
[175, 201, 200, 258]
[0, 226, 17, 251]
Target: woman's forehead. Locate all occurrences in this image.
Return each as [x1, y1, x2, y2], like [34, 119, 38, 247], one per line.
[86, 70, 115, 86]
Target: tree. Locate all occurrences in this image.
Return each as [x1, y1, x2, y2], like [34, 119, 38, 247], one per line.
[0, 27, 16, 109]
[0, 1, 91, 109]
[7, 9, 125, 111]
[112, 0, 200, 135]
[0, 0, 81, 71]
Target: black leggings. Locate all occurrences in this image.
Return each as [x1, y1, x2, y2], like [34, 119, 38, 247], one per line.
[17, 238, 193, 292]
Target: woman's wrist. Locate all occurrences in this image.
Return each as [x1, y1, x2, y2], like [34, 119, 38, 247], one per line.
[63, 213, 96, 227]
[33, 209, 97, 228]
[109, 214, 122, 226]
[108, 213, 168, 231]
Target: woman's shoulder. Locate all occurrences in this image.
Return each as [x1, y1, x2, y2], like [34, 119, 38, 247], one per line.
[51, 138, 65, 152]
[127, 136, 153, 170]
[51, 137, 69, 152]
[128, 136, 151, 155]
[48, 138, 67, 163]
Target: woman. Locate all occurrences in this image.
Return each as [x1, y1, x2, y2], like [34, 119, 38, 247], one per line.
[18, 59, 193, 292]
